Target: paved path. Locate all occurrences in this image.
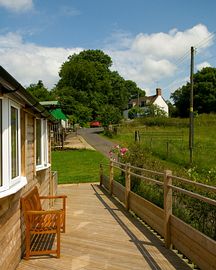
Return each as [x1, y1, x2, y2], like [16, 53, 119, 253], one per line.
[64, 132, 95, 150]
[77, 128, 116, 157]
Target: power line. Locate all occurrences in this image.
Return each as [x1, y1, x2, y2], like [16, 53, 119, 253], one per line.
[173, 50, 191, 67]
[151, 30, 216, 97]
[195, 32, 215, 50]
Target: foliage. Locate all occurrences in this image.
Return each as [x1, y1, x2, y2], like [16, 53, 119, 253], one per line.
[26, 80, 55, 101]
[145, 104, 168, 117]
[109, 144, 128, 162]
[125, 80, 145, 99]
[98, 104, 122, 127]
[136, 115, 189, 127]
[105, 114, 216, 180]
[171, 67, 216, 117]
[53, 49, 144, 125]
[128, 106, 144, 119]
[128, 104, 167, 119]
[110, 142, 216, 239]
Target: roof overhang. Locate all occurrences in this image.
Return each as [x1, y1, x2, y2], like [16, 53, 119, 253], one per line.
[0, 66, 56, 122]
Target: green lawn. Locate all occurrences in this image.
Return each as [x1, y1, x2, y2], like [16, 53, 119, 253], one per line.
[51, 149, 108, 184]
[109, 116, 216, 171]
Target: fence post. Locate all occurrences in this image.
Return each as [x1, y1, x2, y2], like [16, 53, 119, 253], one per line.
[99, 164, 103, 186]
[135, 130, 140, 142]
[109, 159, 114, 195]
[164, 170, 172, 249]
[125, 163, 131, 211]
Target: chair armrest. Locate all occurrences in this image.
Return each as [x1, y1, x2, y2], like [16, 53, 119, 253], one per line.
[26, 209, 62, 215]
[39, 195, 67, 210]
[39, 195, 67, 199]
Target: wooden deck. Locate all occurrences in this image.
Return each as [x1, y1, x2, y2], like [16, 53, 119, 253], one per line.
[17, 183, 191, 270]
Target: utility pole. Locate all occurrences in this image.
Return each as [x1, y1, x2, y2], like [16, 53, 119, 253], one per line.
[189, 46, 194, 164]
[137, 90, 140, 107]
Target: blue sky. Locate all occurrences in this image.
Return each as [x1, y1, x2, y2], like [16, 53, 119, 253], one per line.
[0, 0, 215, 100]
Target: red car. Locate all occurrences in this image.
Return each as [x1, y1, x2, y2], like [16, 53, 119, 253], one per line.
[90, 121, 101, 128]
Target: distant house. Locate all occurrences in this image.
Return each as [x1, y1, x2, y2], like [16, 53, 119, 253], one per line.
[124, 88, 169, 118]
[0, 66, 56, 269]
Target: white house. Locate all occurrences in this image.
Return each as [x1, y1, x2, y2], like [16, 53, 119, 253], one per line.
[124, 88, 169, 118]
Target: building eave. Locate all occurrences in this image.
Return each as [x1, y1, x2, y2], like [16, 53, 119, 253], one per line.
[0, 66, 55, 122]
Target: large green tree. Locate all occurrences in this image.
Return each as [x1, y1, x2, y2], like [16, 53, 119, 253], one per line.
[171, 67, 216, 117]
[54, 49, 144, 125]
[26, 80, 54, 101]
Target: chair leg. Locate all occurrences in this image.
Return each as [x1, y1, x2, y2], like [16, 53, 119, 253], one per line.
[56, 231, 61, 258]
[63, 212, 66, 233]
[25, 230, 31, 260]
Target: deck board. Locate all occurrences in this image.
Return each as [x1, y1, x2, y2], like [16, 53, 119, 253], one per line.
[17, 183, 191, 270]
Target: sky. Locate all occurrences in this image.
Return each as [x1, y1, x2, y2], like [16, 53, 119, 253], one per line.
[0, 0, 216, 100]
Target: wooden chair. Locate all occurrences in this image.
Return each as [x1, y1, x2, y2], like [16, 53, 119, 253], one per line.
[21, 186, 67, 259]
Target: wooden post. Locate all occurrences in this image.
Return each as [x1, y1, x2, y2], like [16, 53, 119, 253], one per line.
[99, 164, 103, 186]
[135, 130, 140, 142]
[125, 163, 131, 211]
[109, 160, 114, 195]
[164, 170, 172, 249]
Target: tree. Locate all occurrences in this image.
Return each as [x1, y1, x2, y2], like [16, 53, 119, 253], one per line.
[98, 104, 122, 127]
[171, 67, 216, 117]
[26, 80, 54, 101]
[128, 106, 144, 119]
[166, 100, 177, 117]
[125, 80, 146, 99]
[54, 49, 144, 125]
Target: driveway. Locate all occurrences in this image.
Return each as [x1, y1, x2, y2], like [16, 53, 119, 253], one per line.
[77, 127, 117, 158]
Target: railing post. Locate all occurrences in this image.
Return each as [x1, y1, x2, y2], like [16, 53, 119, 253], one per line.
[109, 159, 114, 195]
[99, 164, 103, 186]
[125, 163, 131, 211]
[164, 170, 172, 249]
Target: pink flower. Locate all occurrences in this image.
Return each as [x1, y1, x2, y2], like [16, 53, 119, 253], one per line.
[109, 145, 128, 160]
[120, 147, 128, 155]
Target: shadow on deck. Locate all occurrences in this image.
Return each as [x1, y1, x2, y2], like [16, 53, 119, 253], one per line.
[17, 183, 191, 270]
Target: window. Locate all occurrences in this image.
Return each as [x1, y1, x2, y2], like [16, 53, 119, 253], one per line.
[0, 98, 26, 198]
[35, 118, 49, 171]
[11, 106, 19, 179]
[36, 119, 42, 166]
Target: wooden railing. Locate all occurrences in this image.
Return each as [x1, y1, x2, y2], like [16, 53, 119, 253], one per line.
[99, 160, 216, 270]
[50, 171, 58, 207]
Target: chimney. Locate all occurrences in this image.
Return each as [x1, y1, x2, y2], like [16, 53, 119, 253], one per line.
[156, 88, 162, 96]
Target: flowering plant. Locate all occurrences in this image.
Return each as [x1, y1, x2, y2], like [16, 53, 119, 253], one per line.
[109, 145, 128, 161]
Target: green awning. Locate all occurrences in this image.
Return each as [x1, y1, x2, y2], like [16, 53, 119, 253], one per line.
[50, 108, 67, 121]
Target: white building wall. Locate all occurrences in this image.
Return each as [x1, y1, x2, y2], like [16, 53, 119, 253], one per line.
[153, 96, 169, 116]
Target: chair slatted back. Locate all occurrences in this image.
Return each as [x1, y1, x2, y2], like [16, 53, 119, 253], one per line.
[21, 187, 42, 224]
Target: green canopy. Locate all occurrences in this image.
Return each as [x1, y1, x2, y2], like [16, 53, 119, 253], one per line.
[50, 108, 67, 121]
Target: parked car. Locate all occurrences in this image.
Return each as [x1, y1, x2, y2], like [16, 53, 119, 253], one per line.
[90, 121, 101, 128]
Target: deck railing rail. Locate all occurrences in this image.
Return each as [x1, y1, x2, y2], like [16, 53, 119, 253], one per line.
[100, 160, 216, 270]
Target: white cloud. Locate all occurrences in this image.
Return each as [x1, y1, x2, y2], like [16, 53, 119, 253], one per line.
[0, 32, 83, 88]
[196, 61, 211, 71]
[0, 24, 214, 99]
[131, 24, 212, 59]
[0, 0, 33, 12]
[106, 24, 213, 96]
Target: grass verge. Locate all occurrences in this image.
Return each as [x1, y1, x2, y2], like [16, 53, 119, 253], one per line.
[51, 149, 108, 184]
